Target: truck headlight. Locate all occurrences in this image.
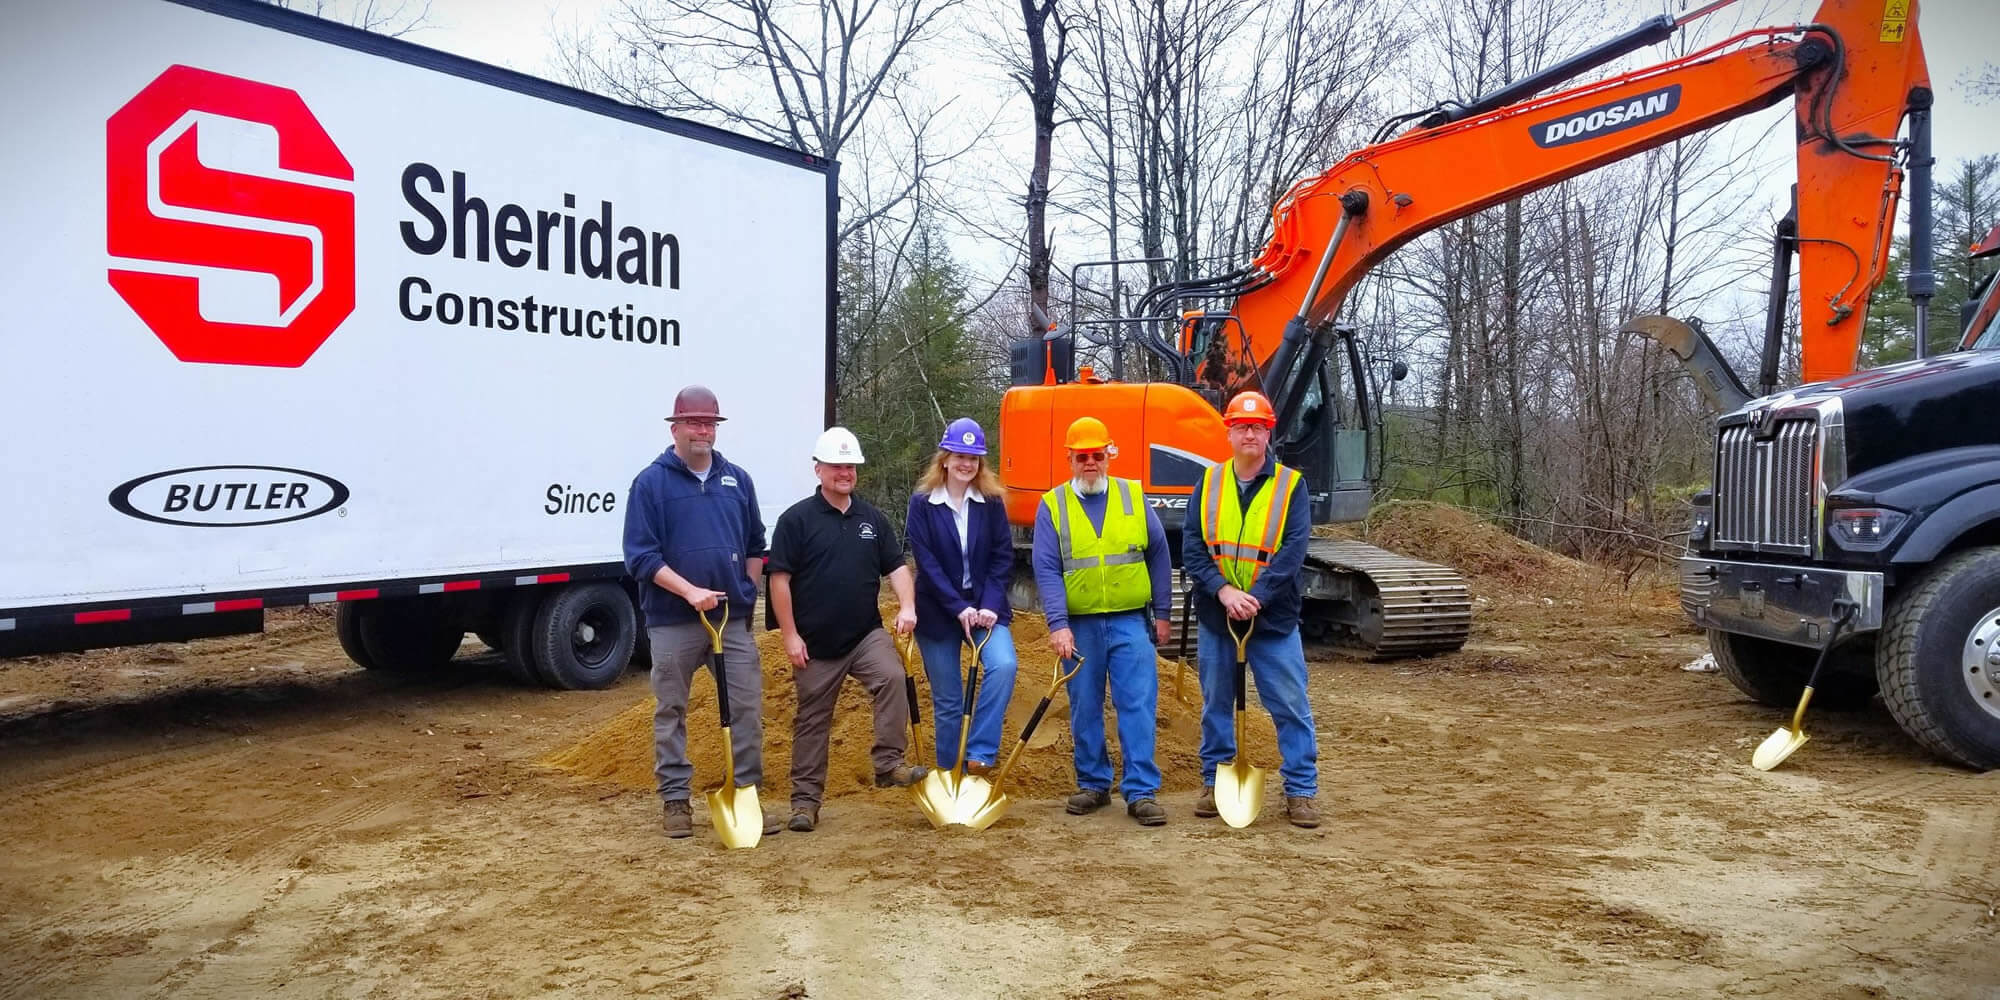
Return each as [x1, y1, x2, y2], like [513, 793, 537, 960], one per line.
[1829, 507, 1909, 551]
[1689, 492, 1713, 546]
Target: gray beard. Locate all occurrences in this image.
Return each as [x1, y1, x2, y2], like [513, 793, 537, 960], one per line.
[1071, 476, 1108, 496]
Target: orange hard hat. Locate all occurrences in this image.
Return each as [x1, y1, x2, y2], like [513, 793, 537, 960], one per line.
[1224, 391, 1277, 427]
[1064, 416, 1112, 451]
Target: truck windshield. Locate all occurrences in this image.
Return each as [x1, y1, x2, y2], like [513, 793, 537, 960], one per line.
[1965, 271, 2000, 351]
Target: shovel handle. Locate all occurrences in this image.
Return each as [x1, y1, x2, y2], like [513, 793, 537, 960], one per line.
[1790, 600, 1858, 733]
[700, 601, 733, 726]
[1226, 614, 1255, 712]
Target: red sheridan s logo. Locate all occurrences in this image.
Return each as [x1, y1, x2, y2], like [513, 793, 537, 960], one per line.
[107, 66, 355, 368]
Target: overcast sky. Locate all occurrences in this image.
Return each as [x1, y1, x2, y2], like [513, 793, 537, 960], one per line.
[392, 0, 1997, 297]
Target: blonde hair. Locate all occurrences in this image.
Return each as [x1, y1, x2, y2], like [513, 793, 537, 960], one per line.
[914, 449, 1004, 498]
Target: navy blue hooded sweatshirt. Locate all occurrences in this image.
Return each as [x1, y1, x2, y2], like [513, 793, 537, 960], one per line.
[622, 446, 766, 628]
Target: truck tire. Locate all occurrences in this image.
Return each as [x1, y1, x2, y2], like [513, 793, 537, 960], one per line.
[336, 602, 379, 671]
[356, 600, 465, 672]
[1709, 629, 1878, 711]
[1877, 546, 2000, 770]
[498, 590, 546, 686]
[528, 582, 637, 690]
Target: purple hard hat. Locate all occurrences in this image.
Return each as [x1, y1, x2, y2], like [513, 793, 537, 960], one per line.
[938, 417, 987, 456]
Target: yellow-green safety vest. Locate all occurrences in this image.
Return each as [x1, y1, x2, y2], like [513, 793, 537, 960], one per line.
[1042, 478, 1152, 615]
[1199, 460, 1302, 591]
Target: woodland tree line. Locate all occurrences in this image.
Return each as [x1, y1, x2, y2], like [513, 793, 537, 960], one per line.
[299, 0, 2000, 568]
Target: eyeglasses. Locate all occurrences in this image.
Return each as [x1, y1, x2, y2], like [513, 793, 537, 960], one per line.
[677, 419, 719, 431]
[1071, 451, 1108, 462]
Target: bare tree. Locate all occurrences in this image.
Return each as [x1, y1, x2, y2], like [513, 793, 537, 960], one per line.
[555, 0, 964, 244]
[264, 0, 432, 35]
[1014, 0, 1071, 335]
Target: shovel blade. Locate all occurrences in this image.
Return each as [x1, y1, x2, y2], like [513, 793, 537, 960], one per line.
[1214, 758, 1266, 828]
[1752, 726, 1809, 771]
[943, 775, 996, 826]
[913, 768, 961, 829]
[705, 781, 763, 849]
[956, 781, 1009, 830]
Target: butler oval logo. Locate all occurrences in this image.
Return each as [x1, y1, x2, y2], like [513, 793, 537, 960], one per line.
[109, 466, 349, 527]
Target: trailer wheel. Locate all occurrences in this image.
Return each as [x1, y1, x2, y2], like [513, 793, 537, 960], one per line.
[1877, 547, 2000, 771]
[356, 600, 464, 673]
[1709, 630, 1878, 711]
[529, 582, 637, 690]
[498, 590, 547, 686]
[335, 602, 379, 671]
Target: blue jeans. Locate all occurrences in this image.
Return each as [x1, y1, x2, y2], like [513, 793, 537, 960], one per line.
[1197, 621, 1318, 797]
[1066, 610, 1160, 800]
[916, 626, 1018, 769]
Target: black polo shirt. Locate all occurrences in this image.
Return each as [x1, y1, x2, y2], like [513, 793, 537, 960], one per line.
[765, 489, 903, 659]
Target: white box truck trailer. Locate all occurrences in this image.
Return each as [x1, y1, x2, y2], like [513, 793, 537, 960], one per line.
[0, 0, 835, 688]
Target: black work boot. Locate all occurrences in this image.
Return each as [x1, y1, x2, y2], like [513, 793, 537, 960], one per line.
[1065, 788, 1111, 815]
[1127, 798, 1167, 826]
[662, 799, 693, 839]
[788, 805, 819, 832]
[1194, 786, 1218, 818]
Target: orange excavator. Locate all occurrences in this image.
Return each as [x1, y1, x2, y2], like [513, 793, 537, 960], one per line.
[999, 0, 1931, 657]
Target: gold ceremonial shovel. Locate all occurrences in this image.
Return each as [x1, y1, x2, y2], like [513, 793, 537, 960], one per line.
[1752, 602, 1859, 772]
[914, 629, 991, 828]
[698, 601, 762, 849]
[959, 654, 1083, 831]
[1214, 614, 1267, 828]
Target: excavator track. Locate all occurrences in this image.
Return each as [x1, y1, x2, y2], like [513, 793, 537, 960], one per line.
[1304, 540, 1472, 659]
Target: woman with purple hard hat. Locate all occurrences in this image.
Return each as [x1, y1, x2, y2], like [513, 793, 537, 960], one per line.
[904, 417, 1019, 775]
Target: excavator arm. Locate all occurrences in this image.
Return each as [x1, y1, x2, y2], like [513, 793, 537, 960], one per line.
[1225, 0, 1929, 391]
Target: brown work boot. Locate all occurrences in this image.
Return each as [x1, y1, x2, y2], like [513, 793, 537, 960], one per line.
[964, 760, 993, 777]
[661, 799, 693, 839]
[762, 810, 785, 837]
[874, 764, 928, 788]
[1065, 788, 1111, 815]
[1194, 786, 1218, 818]
[1127, 798, 1167, 826]
[788, 805, 819, 832]
[1285, 796, 1322, 829]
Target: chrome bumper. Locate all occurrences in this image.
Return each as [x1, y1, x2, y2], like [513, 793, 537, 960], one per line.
[1680, 556, 1884, 649]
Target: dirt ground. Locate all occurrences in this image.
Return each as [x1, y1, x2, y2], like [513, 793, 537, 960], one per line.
[2, 508, 1996, 999]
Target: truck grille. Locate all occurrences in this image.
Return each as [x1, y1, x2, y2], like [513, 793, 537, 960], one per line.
[1712, 417, 1818, 556]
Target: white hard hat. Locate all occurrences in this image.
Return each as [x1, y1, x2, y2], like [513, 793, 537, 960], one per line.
[811, 426, 866, 464]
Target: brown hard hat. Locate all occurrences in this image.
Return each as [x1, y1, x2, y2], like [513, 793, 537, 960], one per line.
[667, 385, 726, 422]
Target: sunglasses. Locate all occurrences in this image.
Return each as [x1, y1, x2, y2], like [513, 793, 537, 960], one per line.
[1071, 451, 1108, 462]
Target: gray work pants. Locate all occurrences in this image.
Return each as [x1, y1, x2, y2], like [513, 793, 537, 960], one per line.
[788, 628, 910, 809]
[649, 619, 763, 803]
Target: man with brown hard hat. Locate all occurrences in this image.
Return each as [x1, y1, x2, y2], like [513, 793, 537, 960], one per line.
[1182, 390, 1322, 828]
[1031, 415, 1175, 826]
[622, 385, 783, 841]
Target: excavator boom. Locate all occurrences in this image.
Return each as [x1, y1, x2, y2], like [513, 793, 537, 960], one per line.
[998, 0, 1931, 659]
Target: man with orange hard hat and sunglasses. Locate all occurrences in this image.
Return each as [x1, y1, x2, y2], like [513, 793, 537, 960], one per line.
[1182, 390, 1321, 828]
[1031, 416, 1176, 826]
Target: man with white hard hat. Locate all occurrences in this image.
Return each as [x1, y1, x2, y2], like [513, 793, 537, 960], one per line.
[766, 426, 926, 832]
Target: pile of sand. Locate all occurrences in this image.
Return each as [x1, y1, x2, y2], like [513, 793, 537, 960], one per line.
[543, 611, 1280, 803]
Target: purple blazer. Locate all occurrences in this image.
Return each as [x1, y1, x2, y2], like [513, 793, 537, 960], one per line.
[905, 489, 1016, 641]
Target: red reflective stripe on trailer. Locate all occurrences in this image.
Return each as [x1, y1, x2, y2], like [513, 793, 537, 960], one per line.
[442, 580, 481, 592]
[214, 598, 263, 612]
[537, 573, 571, 584]
[76, 609, 131, 624]
[336, 589, 380, 601]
